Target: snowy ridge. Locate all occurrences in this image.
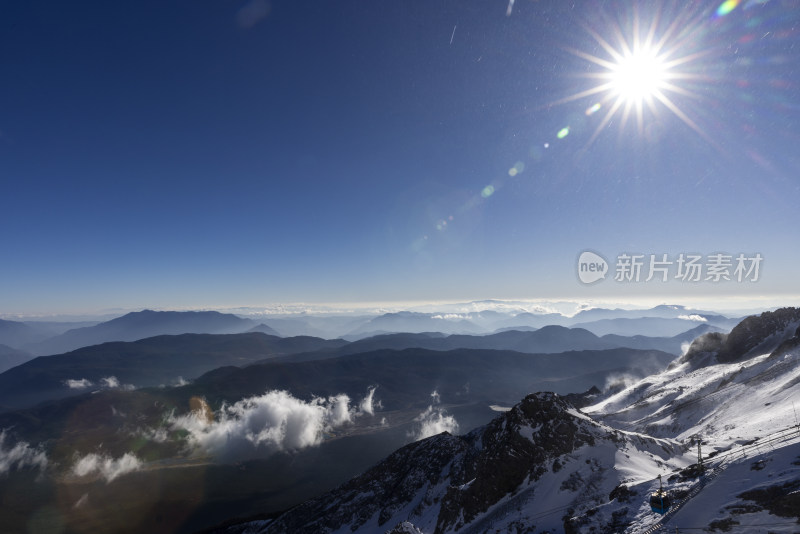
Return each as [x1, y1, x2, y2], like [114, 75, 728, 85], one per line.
[585, 309, 800, 448]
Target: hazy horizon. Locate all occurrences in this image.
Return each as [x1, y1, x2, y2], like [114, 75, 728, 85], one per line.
[2, 295, 796, 322]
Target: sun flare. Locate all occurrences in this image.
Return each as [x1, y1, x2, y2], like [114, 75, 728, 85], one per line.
[556, 8, 710, 144]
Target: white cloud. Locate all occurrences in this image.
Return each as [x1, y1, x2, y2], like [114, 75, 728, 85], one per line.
[409, 405, 459, 441]
[0, 431, 48, 475]
[169, 388, 377, 460]
[408, 391, 458, 441]
[359, 386, 380, 415]
[65, 378, 93, 389]
[328, 394, 353, 427]
[72, 452, 142, 482]
[678, 314, 707, 322]
[140, 427, 168, 443]
[99, 376, 134, 390]
[100, 376, 119, 388]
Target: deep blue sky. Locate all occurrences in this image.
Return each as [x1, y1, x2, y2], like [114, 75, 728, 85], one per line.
[1, 0, 799, 314]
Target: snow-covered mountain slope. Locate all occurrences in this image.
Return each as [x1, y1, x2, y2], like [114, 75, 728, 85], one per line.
[585, 307, 800, 447]
[223, 393, 685, 534]
[221, 308, 800, 534]
[580, 307, 800, 533]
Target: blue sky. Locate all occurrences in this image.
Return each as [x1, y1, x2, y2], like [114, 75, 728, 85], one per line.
[1, 0, 799, 315]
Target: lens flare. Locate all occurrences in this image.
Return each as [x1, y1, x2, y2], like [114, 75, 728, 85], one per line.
[554, 5, 711, 143]
[585, 103, 602, 116]
[716, 0, 740, 17]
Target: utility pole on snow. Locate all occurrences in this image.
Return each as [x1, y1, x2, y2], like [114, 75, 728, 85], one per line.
[694, 435, 704, 474]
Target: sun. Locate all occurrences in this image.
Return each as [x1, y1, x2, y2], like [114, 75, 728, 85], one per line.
[555, 7, 709, 144]
[608, 48, 668, 103]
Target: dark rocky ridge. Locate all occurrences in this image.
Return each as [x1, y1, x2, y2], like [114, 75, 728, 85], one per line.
[682, 307, 800, 365]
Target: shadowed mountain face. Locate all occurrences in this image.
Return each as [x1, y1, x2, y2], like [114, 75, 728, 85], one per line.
[25, 310, 261, 356]
[0, 333, 348, 411]
[345, 326, 612, 354]
[188, 347, 675, 411]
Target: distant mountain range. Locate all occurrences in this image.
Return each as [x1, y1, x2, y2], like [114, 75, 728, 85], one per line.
[0, 320, 719, 411]
[0, 304, 742, 360]
[341, 305, 739, 339]
[25, 309, 259, 355]
[572, 315, 739, 337]
[0, 318, 52, 348]
[276, 324, 722, 363]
